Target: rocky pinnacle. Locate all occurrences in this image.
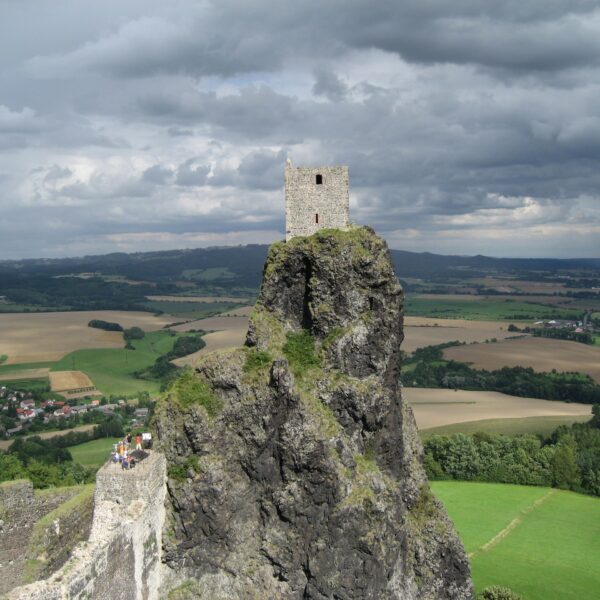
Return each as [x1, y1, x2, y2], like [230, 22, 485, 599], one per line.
[154, 226, 473, 600]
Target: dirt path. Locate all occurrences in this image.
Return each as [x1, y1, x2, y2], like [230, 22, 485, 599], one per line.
[469, 489, 556, 558]
[0, 424, 95, 450]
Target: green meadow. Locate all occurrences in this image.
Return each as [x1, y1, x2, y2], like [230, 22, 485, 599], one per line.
[69, 437, 120, 468]
[405, 297, 582, 321]
[50, 330, 195, 396]
[0, 361, 56, 375]
[0, 378, 50, 392]
[432, 481, 600, 600]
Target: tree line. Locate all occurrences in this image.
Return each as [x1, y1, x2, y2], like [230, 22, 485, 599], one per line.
[403, 342, 600, 404]
[507, 323, 595, 345]
[424, 407, 600, 497]
[0, 415, 125, 489]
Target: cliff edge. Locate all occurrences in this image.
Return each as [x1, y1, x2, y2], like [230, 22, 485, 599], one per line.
[155, 226, 472, 599]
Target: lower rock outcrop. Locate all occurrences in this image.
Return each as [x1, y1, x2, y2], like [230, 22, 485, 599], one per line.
[155, 227, 472, 599]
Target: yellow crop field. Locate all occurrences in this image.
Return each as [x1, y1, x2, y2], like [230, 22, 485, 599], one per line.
[49, 370, 95, 392]
[403, 317, 522, 352]
[0, 310, 174, 364]
[172, 314, 249, 366]
[406, 387, 591, 431]
[443, 337, 600, 383]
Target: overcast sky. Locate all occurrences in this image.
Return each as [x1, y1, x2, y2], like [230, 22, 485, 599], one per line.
[1, 0, 600, 259]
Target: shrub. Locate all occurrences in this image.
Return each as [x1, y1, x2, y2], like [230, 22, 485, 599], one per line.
[88, 319, 123, 332]
[124, 326, 145, 341]
[477, 586, 522, 600]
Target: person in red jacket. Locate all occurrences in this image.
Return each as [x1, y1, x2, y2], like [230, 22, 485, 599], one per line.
[135, 433, 142, 450]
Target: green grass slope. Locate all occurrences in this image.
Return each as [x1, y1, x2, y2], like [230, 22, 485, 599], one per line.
[69, 437, 120, 468]
[432, 481, 600, 600]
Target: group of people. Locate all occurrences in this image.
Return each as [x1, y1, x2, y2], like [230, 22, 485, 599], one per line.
[111, 432, 143, 469]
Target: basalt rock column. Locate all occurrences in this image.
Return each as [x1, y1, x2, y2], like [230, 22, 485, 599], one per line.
[155, 226, 473, 600]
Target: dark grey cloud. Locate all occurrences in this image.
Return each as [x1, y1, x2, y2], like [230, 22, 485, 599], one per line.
[0, 0, 599, 258]
[23, 1, 600, 80]
[313, 68, 348, 102]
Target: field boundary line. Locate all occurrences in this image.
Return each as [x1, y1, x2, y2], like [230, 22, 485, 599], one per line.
[469, 489, 556, 558]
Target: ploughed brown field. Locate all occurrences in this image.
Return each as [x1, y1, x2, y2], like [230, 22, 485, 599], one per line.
[0, 311, 174, 364]
[443, 337, 600, 383]
[406, 388, 591, 430]
[403, 317, 523, 352]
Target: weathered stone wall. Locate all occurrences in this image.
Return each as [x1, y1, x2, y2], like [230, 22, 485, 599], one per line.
[5, 452, 167, 600]
[285, 162, 349, 240]
[24, 486, 94, 585]
[0, 480, 84, 596]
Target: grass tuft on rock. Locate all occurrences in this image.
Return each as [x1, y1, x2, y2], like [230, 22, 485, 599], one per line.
[243, 349, 273, 373]
[283, 330, 321, 377]
[172, 370, 222, 418]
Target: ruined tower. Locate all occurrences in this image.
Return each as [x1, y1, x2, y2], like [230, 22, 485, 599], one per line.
[285, 159, 349, 241]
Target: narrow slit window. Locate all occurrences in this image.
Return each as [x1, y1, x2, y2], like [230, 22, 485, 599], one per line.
[316, 174, 323, 185]
[315, 213, 319, 224]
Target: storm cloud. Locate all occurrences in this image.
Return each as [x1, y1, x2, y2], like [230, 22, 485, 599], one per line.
[0, 0, 599, 258]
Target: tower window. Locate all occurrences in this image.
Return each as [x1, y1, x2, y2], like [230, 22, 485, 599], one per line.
[315, 213, 319, 224]
[316, 174, 323, 185]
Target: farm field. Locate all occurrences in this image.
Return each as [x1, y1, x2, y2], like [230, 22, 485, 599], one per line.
[0, 424, 96, 451]
[469, 277, 591, 295]
[403, 317, 524, 352]
[413, 293, 579, 307]
[443, 337, 600, 383]
[420, 414, 591, 438]
[50, 330, 195, 396]
[171, 312, 524, 361]
[405, 297, 582, 321]
[146, 295, 252, 303]
[69, 437, 119, 468]
[0, 368, 49, 382]
[0, 310, 174, 364]
[405, 388, 591, 431]
[432, 481, 600, 600]
[143, 300, 244, 320]
[171, 314, 249, 365]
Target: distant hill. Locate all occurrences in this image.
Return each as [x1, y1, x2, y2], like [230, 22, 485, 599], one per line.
[0, 242, 598, 312]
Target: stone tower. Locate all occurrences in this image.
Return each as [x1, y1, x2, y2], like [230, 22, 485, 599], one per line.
[285, 159, 349, 241]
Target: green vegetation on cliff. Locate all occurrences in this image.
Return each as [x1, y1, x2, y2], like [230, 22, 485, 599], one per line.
[171, 370, 222, 418]
[282, 330, 322, 376]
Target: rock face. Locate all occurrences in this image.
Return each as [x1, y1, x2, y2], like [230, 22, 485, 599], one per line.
[154, 227, 472, 600]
